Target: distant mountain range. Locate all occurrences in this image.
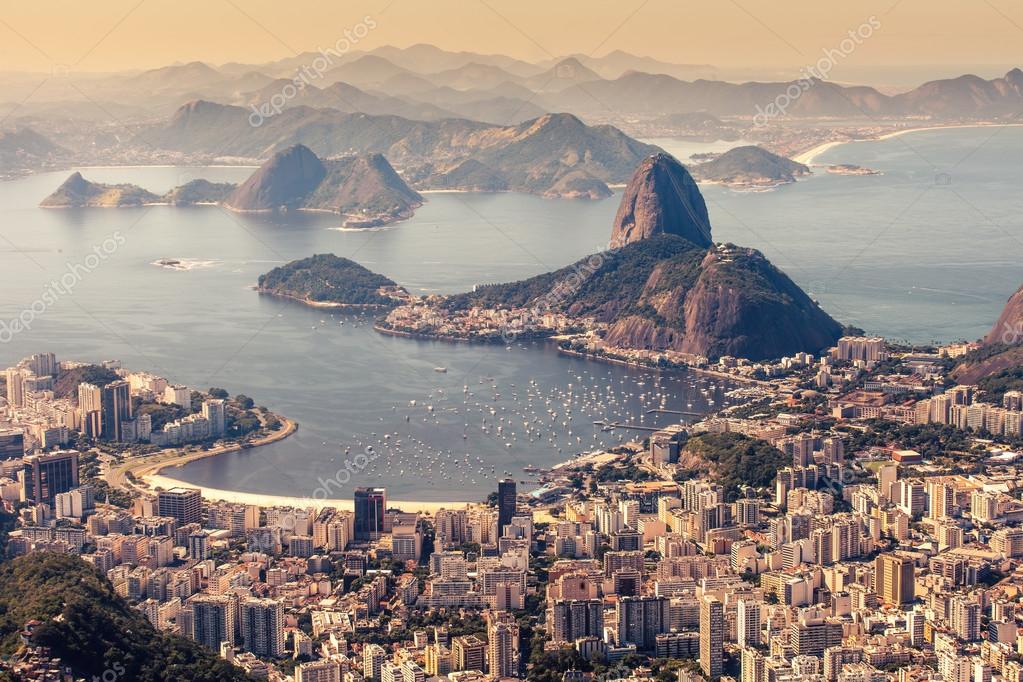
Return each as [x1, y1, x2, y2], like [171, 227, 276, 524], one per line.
[127, 53, 1023, 121]
[5, 45, 1021, 130]
[142, 102, 659, 198]
[0, 127, 68, 177]
[4, 45, 1023, 183]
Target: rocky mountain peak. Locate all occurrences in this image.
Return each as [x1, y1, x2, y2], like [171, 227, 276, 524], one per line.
[610, 152, 712, 249]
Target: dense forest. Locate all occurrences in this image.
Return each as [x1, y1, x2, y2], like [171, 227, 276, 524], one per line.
[258, 253, 398, 306]
[676, 432, 791, 499]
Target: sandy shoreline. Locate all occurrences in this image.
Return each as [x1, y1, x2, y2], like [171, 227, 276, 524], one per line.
[794, 123, 1023, 165]
[108, 413, 473, 515]
[144, 473, 474, 515]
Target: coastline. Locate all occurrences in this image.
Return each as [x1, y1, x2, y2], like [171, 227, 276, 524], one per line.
[793, 123, 1023, 165]
[141, 473, 471, 515]
[556, 346, 771, 386]
[105, 415, 298, 495]
[109, 412, 475, 515]
[256, 288, 397, 311]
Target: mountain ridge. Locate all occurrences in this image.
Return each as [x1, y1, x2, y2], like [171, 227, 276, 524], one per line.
[143, 102, 659, 198]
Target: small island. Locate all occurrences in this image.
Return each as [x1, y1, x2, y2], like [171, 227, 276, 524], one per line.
[257, 253, 410, 309]
[40, 172, 237, 208]
[690, 145, 811, 189]
[826, 163, 882, 176]
[40, 172, 164, 207]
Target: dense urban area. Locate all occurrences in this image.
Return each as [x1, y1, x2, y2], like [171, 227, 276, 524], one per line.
[3, 334, 1023, 682]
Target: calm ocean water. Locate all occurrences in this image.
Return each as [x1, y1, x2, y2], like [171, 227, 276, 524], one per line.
[1, 126, 1020, 500]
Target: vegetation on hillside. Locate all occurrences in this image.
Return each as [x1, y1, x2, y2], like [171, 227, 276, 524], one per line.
[0, 554, 253, 681]
[842, 420, 980, 460]
[163, 179, 236, 204]
[976, 366, 1023, 403]
[258, 253, 398, 306]
[54, 364, 120, 402]
[675, 432, 790, 499]
[445, 234, 705, 318]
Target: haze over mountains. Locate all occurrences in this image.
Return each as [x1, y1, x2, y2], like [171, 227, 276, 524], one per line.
[3, 44, 1022, 126]
[142, 101, 658, 198]
[4, 43, 1023, 185]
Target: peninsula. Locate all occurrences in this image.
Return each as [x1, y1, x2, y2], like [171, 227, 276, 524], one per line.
[376, 152, 843, 362]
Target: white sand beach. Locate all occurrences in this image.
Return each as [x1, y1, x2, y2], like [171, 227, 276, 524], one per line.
[144, 473, 473, 516]
[794, 123, 1023, 165]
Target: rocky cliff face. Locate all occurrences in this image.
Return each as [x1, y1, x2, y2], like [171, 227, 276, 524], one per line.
[603, 246, 843, 359]
[226, 144, 326, 210]
[984, 284, 1023, 346]
[950, 282, 1023, 384]
[610, 153, 712, 248]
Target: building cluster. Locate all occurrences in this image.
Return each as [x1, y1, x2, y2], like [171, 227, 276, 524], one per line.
[10, 334, 1023, 682]
[381, 301, 588, 343]
[4, 479, 538, 682]
[1, 351, 227, 451]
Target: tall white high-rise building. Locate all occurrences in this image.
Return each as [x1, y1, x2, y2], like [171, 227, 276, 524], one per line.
[202, 399, 226, 437]
[737, 599, 761, 648]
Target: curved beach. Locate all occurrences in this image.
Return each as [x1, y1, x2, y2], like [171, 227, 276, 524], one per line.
[142, 473, 470, 515]
[108, 415, 474, 514]
[794, 123, 1023, 165]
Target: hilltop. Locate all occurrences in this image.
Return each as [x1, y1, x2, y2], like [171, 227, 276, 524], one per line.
[142, 102, 660, 198]
[40, 146, 421, 226]
[0, 553, 252, 681]
[677, 432, 791, 500]
[39, 172, 162, 207]
[610, 153, 711, 248]
[257, 254, 406, 308]
[226, 145, 423, 225]
[691, 145, 811, 188]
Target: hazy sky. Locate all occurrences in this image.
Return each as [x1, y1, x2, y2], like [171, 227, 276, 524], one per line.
[1, 0, 1020, 79]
